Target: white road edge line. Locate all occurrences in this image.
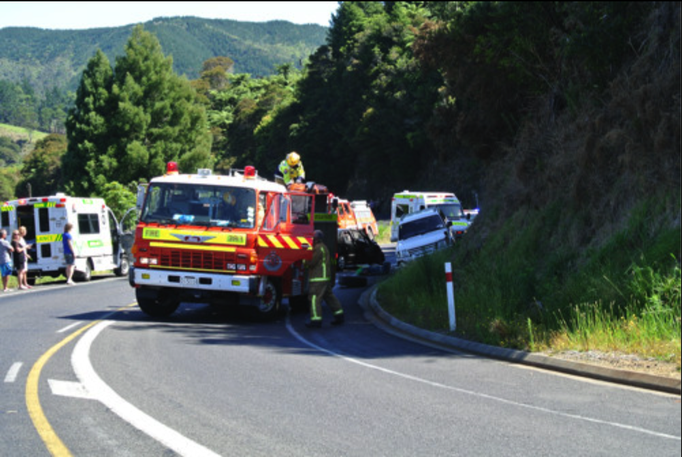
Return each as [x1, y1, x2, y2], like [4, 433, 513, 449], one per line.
[72, 320, 222, 457]
[4, 362, 22, 383]
[285, 316, 681, 442]
[57, 321, 83, 333]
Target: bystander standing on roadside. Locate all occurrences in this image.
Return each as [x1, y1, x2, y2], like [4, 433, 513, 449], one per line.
[63, 223, 76, 285]
[0, 229, 15, 292]
[11, 229, 32, 290]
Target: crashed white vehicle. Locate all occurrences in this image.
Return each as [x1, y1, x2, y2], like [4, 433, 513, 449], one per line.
[395, 209, 452, 266]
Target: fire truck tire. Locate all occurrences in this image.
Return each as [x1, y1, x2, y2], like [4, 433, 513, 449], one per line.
[252, 278, 282, 320]
[114, 257, 130, 277]
[136, 291, 180, 318]
[75, 260, 93, 282]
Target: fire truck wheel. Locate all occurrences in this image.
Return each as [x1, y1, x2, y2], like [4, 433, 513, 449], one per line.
[137, 293, 180, 318]
[252, 278, 282, 320]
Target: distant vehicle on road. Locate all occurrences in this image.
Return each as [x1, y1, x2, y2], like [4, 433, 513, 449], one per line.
[350, 200, 378, 239]
[395, 209, 452, 267]
[1, 193, 131, 283]
[390, 190, 470, 242]
[337, 228, 385, 270]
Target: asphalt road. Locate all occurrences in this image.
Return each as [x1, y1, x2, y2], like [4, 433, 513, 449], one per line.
[1, 275, 680, 456]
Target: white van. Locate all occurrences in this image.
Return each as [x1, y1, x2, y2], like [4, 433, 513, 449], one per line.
[395, 209, 452, 266]
[390, 191, 470, 242]
[1, 194, 132, 283]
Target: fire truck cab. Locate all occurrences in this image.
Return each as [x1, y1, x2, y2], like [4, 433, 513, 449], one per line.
[130, 164, 332, 319]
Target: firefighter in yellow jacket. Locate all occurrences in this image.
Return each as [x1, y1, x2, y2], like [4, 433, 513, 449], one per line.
[276, 152, 306, 186]
[306, 230, 344, 328]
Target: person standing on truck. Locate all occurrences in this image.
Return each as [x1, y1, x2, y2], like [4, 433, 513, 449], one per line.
[306, 230, 344, 328]
[62, 223, 76, 285]
[275, 151, 305, 187]
[0, 229, 14, 292]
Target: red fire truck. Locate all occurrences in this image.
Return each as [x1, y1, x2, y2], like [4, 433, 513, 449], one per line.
[129, 163, 336, 319]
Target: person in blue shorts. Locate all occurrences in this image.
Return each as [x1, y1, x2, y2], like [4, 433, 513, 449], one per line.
[63, 223, 76, 285]
[0, 229, 15, 292]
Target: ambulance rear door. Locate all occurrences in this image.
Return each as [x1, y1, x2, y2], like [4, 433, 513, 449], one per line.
[30, 200, 69, 272]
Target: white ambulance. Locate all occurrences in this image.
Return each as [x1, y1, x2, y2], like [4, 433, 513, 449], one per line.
[390, 191, 471, 242]
[1, 193, 132, 284]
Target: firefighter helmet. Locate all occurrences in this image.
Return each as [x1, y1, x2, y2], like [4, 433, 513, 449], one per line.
[286, 152, 301, 168]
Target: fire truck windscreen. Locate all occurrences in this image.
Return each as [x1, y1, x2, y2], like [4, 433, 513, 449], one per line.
[140, 183, 258, 228]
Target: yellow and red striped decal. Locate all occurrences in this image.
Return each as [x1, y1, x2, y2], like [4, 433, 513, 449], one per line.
[257, 234, 312, 250]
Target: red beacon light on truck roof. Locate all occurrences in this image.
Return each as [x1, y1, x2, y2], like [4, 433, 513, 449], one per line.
[166, 162, 179, 175]
[244, 166, 256, 179]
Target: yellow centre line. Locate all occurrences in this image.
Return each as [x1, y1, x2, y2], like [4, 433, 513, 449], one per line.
[25, 303, 137, 457]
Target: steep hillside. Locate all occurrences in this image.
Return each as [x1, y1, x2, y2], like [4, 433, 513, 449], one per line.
[375, 2, 679, 364]
[0, 17, 327, 94]
[473, 2, 680, 255]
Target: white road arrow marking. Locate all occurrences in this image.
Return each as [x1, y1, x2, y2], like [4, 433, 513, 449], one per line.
[48, 379, 94, 399]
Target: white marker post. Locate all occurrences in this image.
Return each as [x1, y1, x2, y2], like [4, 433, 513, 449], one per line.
[445, 262, 456, 332]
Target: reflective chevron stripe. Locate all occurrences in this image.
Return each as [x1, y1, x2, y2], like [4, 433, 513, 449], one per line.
[257, 234, 312, 250]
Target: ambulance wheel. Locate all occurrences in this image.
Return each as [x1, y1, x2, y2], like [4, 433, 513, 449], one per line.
[252, 278, 281, 320]
[114, 257, 130, 277]
[75, 260, 92, 282]
[27, 275, 37, 286]
[136, 291, 180, 318]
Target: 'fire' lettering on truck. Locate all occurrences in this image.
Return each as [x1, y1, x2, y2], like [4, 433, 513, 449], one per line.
[142, 227, 247, 246]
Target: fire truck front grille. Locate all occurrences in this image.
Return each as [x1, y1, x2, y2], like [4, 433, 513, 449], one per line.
[158, 249, 235, 271]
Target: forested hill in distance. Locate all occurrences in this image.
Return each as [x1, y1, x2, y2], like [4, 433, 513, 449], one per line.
[0, 16, 328, 94]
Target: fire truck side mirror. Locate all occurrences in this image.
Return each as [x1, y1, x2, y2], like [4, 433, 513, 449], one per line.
[136, 184, 148, 210]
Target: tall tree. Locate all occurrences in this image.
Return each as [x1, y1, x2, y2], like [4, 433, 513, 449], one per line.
[63, 25, 213, 195]
[63, 49, 115, 195]
[109, 25, 212, 182]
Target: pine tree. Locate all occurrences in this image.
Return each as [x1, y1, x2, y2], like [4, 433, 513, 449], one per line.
[63, 49, 114, 195]
[63, 25, 213, 196]
[109, 25, 212, 183]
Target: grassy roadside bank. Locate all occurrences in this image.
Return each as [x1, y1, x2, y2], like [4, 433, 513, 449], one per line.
[375, 200, 681, 372]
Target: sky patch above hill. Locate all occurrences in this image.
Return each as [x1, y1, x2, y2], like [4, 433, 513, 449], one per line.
[0, 1, 338, 29]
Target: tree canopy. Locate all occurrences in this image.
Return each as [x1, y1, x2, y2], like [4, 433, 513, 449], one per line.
[63, 25, 212, 197]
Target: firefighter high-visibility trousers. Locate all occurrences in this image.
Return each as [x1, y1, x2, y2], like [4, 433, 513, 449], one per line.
[308, 280, 343, 322]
